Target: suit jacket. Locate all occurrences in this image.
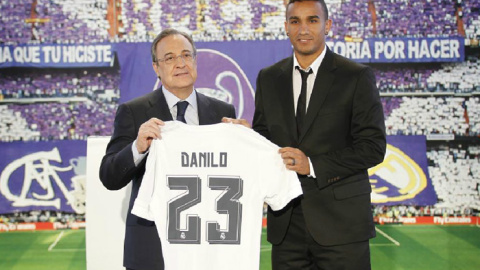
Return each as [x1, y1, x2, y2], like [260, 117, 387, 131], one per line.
[99, 88, 236, 270]
[252, 48, 386, 246]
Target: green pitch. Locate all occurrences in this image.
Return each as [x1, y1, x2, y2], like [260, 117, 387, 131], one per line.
[1, 225, 479, 270]
[0, 230, 85, 270]
[370, 225, 480, 270]
[261, 225, 480, 270]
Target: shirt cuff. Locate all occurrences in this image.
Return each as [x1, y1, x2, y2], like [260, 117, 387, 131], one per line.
[308, 157, 316, 178]
[132, 140, 148, 166]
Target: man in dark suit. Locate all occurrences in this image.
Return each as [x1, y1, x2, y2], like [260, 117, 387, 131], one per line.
[252, 1, 386, 269]
[99, 28, 235, 270]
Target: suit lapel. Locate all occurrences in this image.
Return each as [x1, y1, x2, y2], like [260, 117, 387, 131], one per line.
[299, 49, 336, 142]
[197, 91, 216, 125]
[278, 58, 299, 142]
[146, 87, 174, 121]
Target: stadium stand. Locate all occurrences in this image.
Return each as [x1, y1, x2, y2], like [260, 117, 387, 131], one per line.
[0, 68, 120, 101]
[0, 210, 85, 224]
[0, 101, 114, 141]
[383, 96, 474, 136]
[380, 97, 402, 118]
[0, 104, 41, 142]
[34, 0, 110, 44]
[1, 0, 478, 43]
[328, 0, 373, 39]
[373, 64, 440, 93]
[6, 101, 116, 141]
[119, 0, 477, 42]
[462, 0, 480, 44]
[371, 55, 480, 94]
[374, 0, 458, 38]
[0, 0, 34, 44]
[465, 96, 480, 134]
[427, 141, 480, 213]
[322, 0, 461, 39]
[426, 55, 480, 93]
[116, 0, 287, 42]
[0, 68, 119, 141]
[1, 0, 111, 44]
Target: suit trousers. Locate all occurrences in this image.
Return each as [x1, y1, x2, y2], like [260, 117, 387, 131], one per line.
[271, 197, 371, 270]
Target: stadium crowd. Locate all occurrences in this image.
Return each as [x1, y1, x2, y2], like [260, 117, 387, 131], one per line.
[0, 0, 479, 43]
[0, 67, 119, 141]
[2, 95, 478, 142]
[383, 96, 474, 136]
[0, 210, 85, 224]
[0, 68, 120, 101]
[427, 142, 480, 212]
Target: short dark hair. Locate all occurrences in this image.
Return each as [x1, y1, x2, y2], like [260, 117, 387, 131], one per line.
[286, 0, 329, 20]
[151, 28, 197, 63]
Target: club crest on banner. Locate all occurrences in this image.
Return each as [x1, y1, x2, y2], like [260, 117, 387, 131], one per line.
[368, 136, 436, 205]
[0, 144, 86, 214]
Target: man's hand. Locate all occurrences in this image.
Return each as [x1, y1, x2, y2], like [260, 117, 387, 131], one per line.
[136, 118, 164, 153]
[279, 147, 310, 175]
[222, 117, 252, 128]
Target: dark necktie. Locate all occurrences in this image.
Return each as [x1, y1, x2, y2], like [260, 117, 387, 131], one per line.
[176, 101, 188, 123]
[296, 67, 313, 136]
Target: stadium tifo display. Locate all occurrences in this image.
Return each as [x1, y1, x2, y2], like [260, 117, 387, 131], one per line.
[1, 0, 480, 269]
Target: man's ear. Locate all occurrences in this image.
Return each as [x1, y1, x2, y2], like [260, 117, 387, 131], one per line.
[325, 19, 332, 35]
[152, 62, 161, 81]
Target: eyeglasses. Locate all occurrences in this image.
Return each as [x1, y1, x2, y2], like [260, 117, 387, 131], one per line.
[156, 52, 196, 65]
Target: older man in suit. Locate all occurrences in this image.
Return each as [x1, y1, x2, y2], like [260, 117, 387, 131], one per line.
[252, 1, 386, 269]
[99, 28, 236, 270]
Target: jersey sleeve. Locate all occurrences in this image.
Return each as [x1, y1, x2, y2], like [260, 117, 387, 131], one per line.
[131, 140, 159, 221]
[262, 150, 303, 211]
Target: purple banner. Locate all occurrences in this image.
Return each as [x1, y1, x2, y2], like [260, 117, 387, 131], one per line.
[0, 140, 86, 214]
[369, 136, 437, 205]
[327, 37, 464, 63]
[0, 44, 114, 68]
[1, 37, 463, 69]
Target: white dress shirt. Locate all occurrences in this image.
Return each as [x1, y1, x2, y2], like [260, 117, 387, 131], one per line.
[291, 45, 328, 178]
[292, 45, 327, 114]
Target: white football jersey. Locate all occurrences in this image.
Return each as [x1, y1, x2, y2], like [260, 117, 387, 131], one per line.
[132, 121, 302, 270]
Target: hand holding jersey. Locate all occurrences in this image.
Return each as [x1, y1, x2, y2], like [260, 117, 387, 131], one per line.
[279, 147, 310, 175]
[221, 117, 252, 128]
[136, 117, 165, 154]
[222, 117, 311, 176]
